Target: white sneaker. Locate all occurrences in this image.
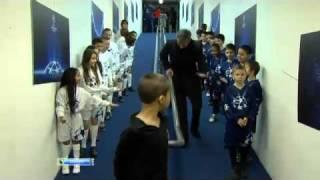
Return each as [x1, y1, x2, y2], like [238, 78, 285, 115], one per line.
[62, 165, 70, 175]
[73, 165, 80, 174]
[206, 92, 210, 97]
[209, 114, 216, 123]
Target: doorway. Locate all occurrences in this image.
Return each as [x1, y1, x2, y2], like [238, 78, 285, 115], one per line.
[142, 0, 179, 33]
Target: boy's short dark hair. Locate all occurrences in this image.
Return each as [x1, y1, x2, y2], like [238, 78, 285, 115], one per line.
[92, 38, 103, 45]
[138, 73, 170, 104]
[232, 64, 246, 73]
[225, 43, 236, 52]
[214, 34, 225, 42]
[102, 28, 111, 34]
[196, 29, 203, 36]
[247, 61, 260, 76]
[239, 45, 252, 54]
[206, 31, 215, 36]
[211, 43, 221, 52]
[201, 23, 207, 30]
[125, 32, 136, 46]
[121, 19, 128, 26]
[85, 45, 95, 50]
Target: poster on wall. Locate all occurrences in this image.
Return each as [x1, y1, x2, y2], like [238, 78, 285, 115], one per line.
[298, 31, 320, 130]
[91, 2, 104, 39]
[113, 1, 119, 33]
[191, 2, 195, 26]
[131, 1, 135, 22]
[136, 2, 138, 19]
[186, 3, 189, 22]
[32, 0, 70, 85]
[235, 5, 257, 54]
[198, 3, 204, 28]
[211, 4, 220, 33]
[124, 2, 128, 21]
[182, 3, 184, 19]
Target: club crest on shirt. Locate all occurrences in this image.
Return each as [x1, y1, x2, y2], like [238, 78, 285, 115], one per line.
[215, 65, 222, 74]
[226, 68, 232, 79]
[232, 95, 248, 110]
[224, 104, 230, 111]
[88, 77, 98, 87]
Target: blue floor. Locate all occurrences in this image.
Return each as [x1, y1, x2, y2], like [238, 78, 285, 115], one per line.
[55, 33, 271, 180]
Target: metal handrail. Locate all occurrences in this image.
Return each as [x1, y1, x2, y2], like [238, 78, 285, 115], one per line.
[154, 26, 185, 147]
[153, 26, 160, 73]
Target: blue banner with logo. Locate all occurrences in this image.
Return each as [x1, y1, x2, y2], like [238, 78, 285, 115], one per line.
[235, 5, 257, 54]
[113, 1, 119, 33]
[211, 4, 220, 33]
[32, 0, 70, 84]
[191, 2, 195, 26]
[198, 3, 204, 28]
[298, 31, 320, 130]
[124, 2, 128, 21]
[131, 1, 135, 22]
[91, 2, 104, 39]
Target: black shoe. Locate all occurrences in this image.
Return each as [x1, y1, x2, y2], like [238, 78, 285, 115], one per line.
[225, 167, 241, 180]
[90, 147, 98, 158]
[97, 127, 106, 133]
[225, 173, 241, 180]
[80, 148, 87, 157]
[183, 140, 190, 148]
[240, 156, 249, 178]
[99, 122, 105, 132]
[240, 166, 248, 179]
[118, 96, 124, 103]
[104, 112, 111, 121]
[246, 154, 253, 165]
[180, 144, 189, 148]
[191, 130, 201, 139]
[123, 90, 128, 97]
[128, 87, 135, 92]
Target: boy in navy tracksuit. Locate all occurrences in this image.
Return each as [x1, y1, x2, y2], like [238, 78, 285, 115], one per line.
[200, 31, 212, 91]
[237, 45, 253, 67]
[220, 43, 239, 93]
[208, 43, 226, 122]
[201, 31, 212, 60]
[206, 31, 215, 39]
[223, 65, 256, 180]
[203, 32, 215, 93]
[214, 34, 226, 54]
[245, 61, 263, 132]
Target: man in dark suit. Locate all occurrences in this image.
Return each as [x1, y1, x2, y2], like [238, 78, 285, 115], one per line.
[160, 29, 208, 146]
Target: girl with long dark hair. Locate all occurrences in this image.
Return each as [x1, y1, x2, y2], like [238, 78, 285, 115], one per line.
[78, 48, 116, 158]
[56, 68, 113, 175]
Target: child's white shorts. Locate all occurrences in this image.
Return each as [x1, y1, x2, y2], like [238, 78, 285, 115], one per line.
[57, 114, 83, 142]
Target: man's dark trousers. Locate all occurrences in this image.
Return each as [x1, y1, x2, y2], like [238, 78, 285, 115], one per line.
[173, 74, 202, 144]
